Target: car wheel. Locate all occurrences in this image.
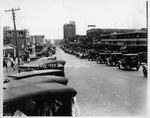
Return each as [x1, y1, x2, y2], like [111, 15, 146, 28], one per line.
[125, 65, 130, 70]
[110, 62, 113, 66]
[96, 59, 99, 63]
[143, 70, 147, 77]
[106, 61, 108, 65]
[118, 63, 121, 69]
[136, 66, 139, 71]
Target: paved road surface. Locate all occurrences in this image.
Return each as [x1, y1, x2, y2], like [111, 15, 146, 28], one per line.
[56, 47, 147, 116]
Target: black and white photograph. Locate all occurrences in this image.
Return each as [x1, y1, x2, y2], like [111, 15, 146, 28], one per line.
[1, 0, 148, 116]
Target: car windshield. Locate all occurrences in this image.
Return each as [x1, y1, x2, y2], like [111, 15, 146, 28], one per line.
[112, 54, 121, 58]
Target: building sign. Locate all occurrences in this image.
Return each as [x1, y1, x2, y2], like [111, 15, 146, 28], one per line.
[88, 25, 96, 27]
[6, 30, 25, 38]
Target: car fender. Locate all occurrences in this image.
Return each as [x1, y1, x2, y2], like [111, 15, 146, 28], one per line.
[118, 61, 121, 64]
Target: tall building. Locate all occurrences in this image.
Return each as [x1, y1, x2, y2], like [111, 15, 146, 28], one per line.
[69, 21, 75, 25]
[63, 21, 76, 44]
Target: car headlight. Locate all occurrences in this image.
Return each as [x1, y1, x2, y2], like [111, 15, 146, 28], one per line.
[39, 63, 45, 68]
[57, 63, 63, 67]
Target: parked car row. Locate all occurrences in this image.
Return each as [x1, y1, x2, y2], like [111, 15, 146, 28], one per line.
[3, 50, 80, 116]
[18, 55, 57, 72]
[60, 46, 147, 77]
[61, 46, 89, 59]
[98, 52, 147, 77]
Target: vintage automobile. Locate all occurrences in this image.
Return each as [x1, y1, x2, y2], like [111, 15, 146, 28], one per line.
[118, 54, 140, 70]
[3, 83, 79, 116]
[142, 64, 147, 77]
[87, 50, 99, 61]
[38, 60, 65, 70]
[68, 49, 73, 54]
[75, 51, 80, 57]
[96, 53, 109, 64]
[4, 75, 68, 89]
[18, 60, 65, 73]
[37, 56, 57, 61]
[106, 53, 122, 66]
[5, 69, 65, 82]
[30, 57, 41, 61]
[77, 52, 85, 59]
[138, 52, 147, 64]
[36, 52, 43, 57]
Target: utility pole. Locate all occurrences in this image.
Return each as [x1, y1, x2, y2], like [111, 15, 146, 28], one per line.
[5, 8, 20, 66]
[146, 1, 148, 33]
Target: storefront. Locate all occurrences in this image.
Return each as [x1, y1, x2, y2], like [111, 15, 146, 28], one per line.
[3, 44, 16, 57]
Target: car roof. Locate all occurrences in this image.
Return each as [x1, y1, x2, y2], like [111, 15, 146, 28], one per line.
[39, 60, 66, 65]
[123, 54, 138, 56]
[18, 60, 66, 68]
[4, 83, 77, 105]
[37, 56, 56, 61]
[90, 51, 99, 53]
[7, 69, 63, 80]
[110, 53, 122, 55]
[99, 53, 109, 54]
[4, 75, 68, 89]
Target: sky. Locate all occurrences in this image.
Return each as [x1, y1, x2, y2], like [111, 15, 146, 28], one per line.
[1, 0, 148, 39]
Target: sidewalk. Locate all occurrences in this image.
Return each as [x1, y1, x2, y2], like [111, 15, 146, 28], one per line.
[3, 67, 18, 82]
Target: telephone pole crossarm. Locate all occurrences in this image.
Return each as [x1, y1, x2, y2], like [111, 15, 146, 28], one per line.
[5, 8, 20, 12]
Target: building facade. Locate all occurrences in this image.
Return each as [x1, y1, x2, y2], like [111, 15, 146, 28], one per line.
[63, 21, 76, 44]
[100, 31, 147, 52]
[86, 28, 140, 43]
[3, 28, 28, 56]
[86, 28, 147, 51]
[29, 35, 45, 54]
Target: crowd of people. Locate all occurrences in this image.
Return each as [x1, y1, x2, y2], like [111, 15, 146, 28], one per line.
[3, 52, 30, 71]
[3, 56, 22, 70]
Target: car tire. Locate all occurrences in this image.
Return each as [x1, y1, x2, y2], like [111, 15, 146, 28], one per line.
[106, 61, 108, 65]
[125, 65, 130, 70]
[136, 66, 139, 71]
[110, 62, 113, 66]
[96, 59, 99, 63]
[143, 70, 147, 77]
[118, 63, 121, 69]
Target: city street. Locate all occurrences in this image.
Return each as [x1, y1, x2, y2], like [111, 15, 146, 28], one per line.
[56, 47, 147, 116]
[2, 0, 148, 116]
